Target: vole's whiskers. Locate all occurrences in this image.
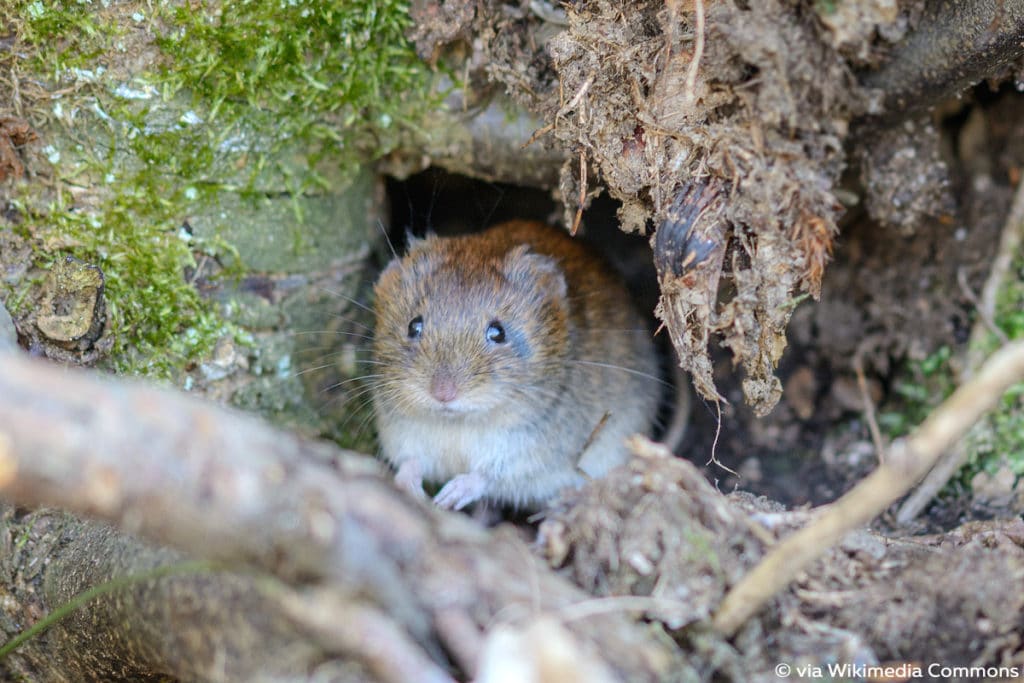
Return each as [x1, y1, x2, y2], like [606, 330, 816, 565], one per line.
[577, 327, 650, 334]
[320, 314, 374, 333]
[317, 286, 375, 315]
[350, 408, 381, 445]
[289, 329, 375, 342]
[377, 218, 399, 260]
[567, 360, 670, 387]
[294, 361, 347, 377]
[319, 374, 385, 394]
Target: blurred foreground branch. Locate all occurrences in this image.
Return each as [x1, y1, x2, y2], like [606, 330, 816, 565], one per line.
[0, 352, 683, 682]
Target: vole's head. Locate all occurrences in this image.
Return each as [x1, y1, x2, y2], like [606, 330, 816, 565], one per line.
[371, 232, 571, 422]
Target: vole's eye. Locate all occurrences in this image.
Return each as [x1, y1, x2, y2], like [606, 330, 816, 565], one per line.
[407, 315, 424, 339]
[485, 321, 506, 344]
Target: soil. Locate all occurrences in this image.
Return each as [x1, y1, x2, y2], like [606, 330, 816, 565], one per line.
[411, 0, 908, 414]
[538, 441, 1024, 680]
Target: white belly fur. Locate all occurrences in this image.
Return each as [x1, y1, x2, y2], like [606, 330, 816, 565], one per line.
[378, 409, 638, 507]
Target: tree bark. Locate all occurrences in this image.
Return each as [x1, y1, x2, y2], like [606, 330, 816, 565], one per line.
[859, 0, 1024, 123]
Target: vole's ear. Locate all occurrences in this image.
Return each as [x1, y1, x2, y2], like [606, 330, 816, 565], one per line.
[382, 230, 430, 272]
[404, 229, 425, 249]
[404, 228, 442, 255]
[378, 254, 404, 282]
[503, 245, 568, 300]
[378, 230, 441, 286]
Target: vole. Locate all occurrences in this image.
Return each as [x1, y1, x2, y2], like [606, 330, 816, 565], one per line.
[371, 220, 664, 511]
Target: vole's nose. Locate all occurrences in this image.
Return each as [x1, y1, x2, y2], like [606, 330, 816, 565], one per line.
[429, 370, 459, 404]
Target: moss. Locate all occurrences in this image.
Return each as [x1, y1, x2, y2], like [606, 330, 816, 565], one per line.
[878, 252, 1024, 490]
[964, 254, 1024, 478]
[153, 0, 440, 191]
[813, 0, 838, 16]
[3, 0, 438, 379]
[877, 346, 955, 438]
[13, 1, 123, 72]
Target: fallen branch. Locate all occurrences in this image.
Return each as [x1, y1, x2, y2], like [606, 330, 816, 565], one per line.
[0, 350, 685, 681]
[713, 340, 1024, 636]
[859, 0, 1024, 123]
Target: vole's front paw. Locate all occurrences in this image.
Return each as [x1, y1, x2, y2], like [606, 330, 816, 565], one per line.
[434, 472, 487, 511]
[394, 460, 426, 499]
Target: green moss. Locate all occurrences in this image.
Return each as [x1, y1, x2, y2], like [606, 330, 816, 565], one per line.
[7, 186, 239, 378]
[878, 253, 1024, 489]
[813, 0, 838, 16]
[13, 0, 124, 73]
[964, 254, 1024, 478]
[3, 0, 438, 379]
[877, 346, 955, 438]
[154, 0, 439, 190]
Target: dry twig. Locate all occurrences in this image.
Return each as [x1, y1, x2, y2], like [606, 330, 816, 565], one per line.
[571, 148, 587, 236]
[713, 341, 1024, 636]
[896, 174, 1024, 523]
[853, 347, 886, 464]
[957, 266, 1010, 345]
[683, 0, 705, 106]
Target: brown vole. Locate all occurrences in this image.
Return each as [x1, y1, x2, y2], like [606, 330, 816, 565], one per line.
[371, 220, 663, 510]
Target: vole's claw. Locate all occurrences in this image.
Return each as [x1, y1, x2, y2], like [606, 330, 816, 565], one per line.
[434, 472, 487, 510]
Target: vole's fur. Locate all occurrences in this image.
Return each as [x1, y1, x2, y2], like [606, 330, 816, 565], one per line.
[371, 220, 662, 510]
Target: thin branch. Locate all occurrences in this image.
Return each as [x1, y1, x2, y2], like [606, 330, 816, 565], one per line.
[684, 0, 705, 106]
[957, 266, 1009, 345]
[853, 348, 886, 464]
[713, 341, 1024, 636]
[896, 172, 1024, 522]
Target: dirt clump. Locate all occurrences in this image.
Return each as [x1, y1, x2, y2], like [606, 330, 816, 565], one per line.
[541, 439, 1024, 679]
[410, 1, 929, 413]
